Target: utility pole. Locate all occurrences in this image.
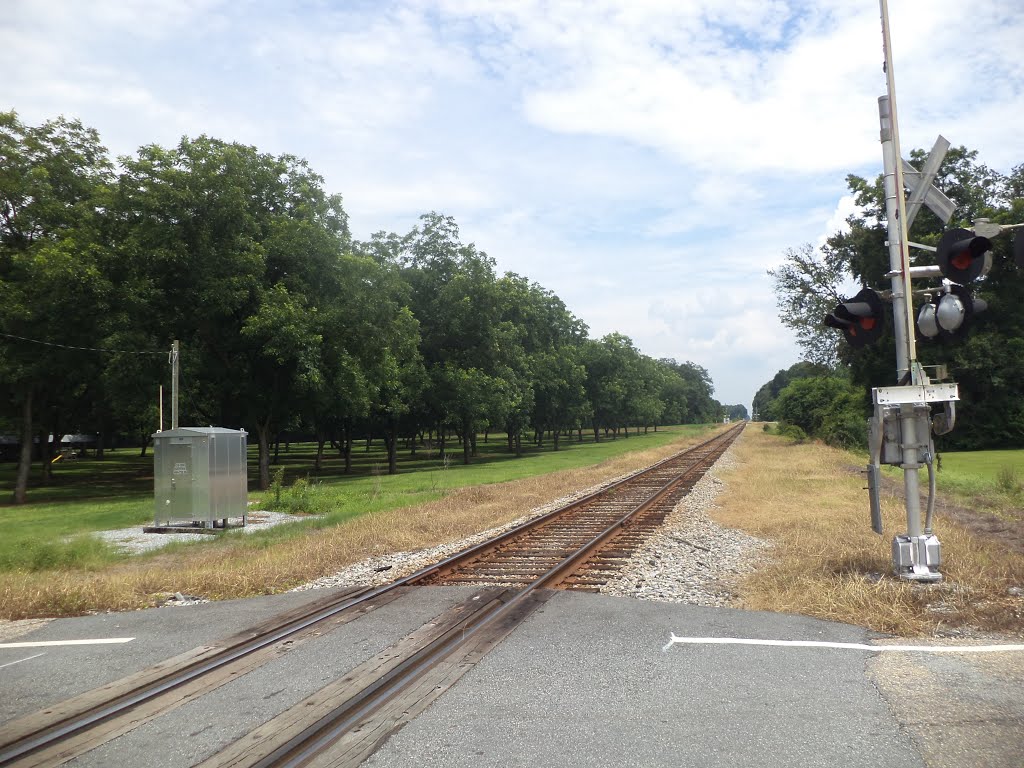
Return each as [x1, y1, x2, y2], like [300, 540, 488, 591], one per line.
[879, 0, 915, 382]
[170, 340, 180, 430]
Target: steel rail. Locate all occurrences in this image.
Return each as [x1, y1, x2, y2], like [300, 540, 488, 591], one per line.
[418, 424, 741, 588]
[0, 424, 742, 767]
[550, 431, 734, 589]
[0, 585, 376, 766]
[246, 424, 745, 767]
[404, 424, 742, 585]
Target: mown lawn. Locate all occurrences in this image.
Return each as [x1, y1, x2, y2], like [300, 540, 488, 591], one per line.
[933, 449, 1024, 514]
[938, 449, 1024, 484]
[876, 446, 1024, 516]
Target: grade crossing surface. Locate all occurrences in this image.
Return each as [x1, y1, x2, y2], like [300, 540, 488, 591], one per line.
[4, 422, 1016, 767]
[0, 426, 741, 767]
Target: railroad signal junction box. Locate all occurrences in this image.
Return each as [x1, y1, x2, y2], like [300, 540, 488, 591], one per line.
[150, 427, 248, 531]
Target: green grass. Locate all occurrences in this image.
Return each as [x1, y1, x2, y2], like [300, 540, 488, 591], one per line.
[879, 448, 1024, 516]
[0, 495, 150, 572]
[0, 424, 712, 572]
[0, 451, 158, 571]
[936, 449, 1024, 507]
[937, 449, 1024, 483]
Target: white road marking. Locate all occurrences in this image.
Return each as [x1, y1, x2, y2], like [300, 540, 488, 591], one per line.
[0, 653, 46, 669]
[0, 638, 135, 649]
[663, 635, 1024, 653]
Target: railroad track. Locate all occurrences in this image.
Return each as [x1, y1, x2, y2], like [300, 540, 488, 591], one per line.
[414, 424, 741, 591]
[0, 423, 743, 768]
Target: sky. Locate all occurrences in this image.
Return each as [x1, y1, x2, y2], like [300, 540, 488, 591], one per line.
[4, 0, 1023, 410]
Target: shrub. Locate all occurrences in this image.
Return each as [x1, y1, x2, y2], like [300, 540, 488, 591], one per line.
[270, 466, 286, 506]
[822, 411, 868, 450]
[777, 423, 808, 442]
[267, 475, 330, 516]
[774, 375, 867, 448]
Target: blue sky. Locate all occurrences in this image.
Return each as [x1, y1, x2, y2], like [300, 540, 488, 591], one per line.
[5, 0, 1023, 409]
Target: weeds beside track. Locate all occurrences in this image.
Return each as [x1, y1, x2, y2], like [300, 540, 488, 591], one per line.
[713, 428, 1024, 637]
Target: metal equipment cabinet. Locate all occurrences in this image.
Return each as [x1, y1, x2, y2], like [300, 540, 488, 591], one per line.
[152, 427, 248, 529]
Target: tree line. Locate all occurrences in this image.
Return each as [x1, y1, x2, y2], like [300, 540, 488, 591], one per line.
[0, 112, 734, 503]
[760, 146, 1023, 449]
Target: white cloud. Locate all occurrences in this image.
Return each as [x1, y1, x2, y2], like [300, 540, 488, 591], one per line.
[819, 194, 858, 245]
[253, 6, 481, 142]
[476, 2, 883, 174]
[4, 0, 1021, 409]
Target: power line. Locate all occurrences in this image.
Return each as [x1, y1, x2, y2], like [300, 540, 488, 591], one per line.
[0, 332, 166, 355]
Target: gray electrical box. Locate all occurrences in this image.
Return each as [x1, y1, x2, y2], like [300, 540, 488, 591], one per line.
[152, 427, 248, 529]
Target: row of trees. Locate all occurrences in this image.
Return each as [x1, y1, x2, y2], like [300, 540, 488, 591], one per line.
[764, 145, 1023, 449]
[752, 362, 864, 447]
[1, 112, 731, 503]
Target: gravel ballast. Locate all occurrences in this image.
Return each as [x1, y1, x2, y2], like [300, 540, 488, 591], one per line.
[292, 446, 769, 607]
[599, 451, 771, 605]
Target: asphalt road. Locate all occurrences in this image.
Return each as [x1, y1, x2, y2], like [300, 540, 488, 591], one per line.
[2, 587, 1022, 767]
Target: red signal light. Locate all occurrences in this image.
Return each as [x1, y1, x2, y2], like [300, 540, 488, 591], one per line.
[936, 228, 992, 283]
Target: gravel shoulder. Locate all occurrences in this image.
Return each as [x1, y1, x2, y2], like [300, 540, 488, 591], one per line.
[91, 510, 315, 554]
[600, 451, 771, 605]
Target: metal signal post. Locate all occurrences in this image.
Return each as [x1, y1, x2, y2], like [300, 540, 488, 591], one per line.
[832, 3, 1023, 581]
[879, 0, 916, 381]
[871, 0, 946, 581]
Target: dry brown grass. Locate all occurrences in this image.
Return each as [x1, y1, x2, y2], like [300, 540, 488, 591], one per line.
[16, 424, 1017, 636]
[1, 430, 721, 620]
[713, 428, 1024, 637]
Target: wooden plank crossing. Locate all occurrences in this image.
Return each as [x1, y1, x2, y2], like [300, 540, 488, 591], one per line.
[0, 586, 404, 768]
[198, 587, 538, 768]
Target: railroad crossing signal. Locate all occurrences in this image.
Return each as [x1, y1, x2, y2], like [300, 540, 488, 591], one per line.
[824, 288, 885, 348]
[901, 135, 956, 229]
[916, 284, 986, 341]
[915, 219, 1024, 344]
[972, 217, 1024, 269]
[868, 1, 1024, 583]
[935, 227, 992, 283]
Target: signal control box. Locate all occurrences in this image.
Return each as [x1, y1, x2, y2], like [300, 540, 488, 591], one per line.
[151, 427, 248, 530]
[868, 406, 909, 466]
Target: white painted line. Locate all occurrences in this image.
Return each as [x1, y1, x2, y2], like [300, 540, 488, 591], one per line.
[663, 635, 1024, 653]
[0, 638, 135, 649]
[0, 653, 45, 669]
